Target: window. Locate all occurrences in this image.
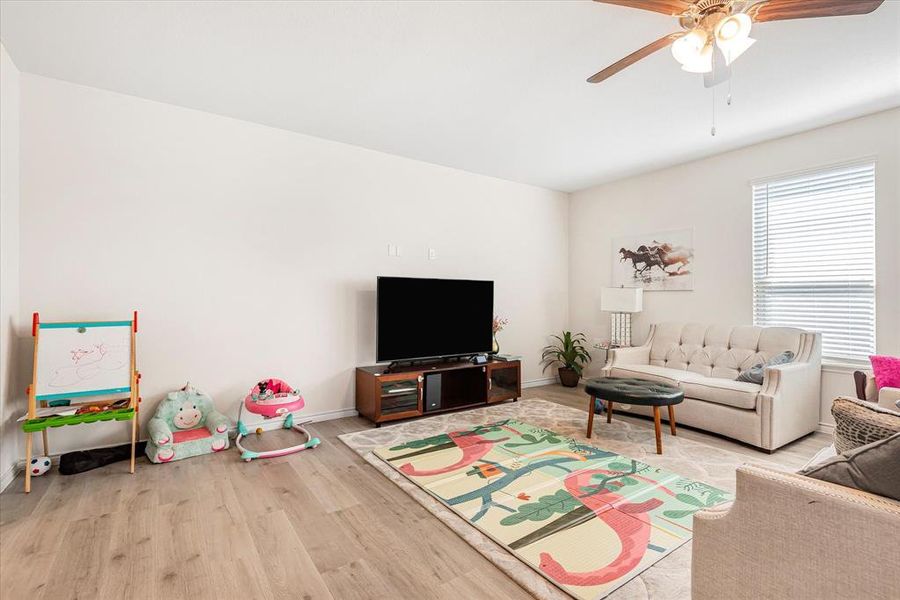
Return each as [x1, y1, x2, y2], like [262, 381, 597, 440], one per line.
[752, 161, 876, 363]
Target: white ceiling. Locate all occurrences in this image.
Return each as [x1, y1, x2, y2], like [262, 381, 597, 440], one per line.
[1, 1, 898, 192]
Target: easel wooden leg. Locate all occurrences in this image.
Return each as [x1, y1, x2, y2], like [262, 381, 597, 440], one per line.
[129, 415, 137, 474]
[24, 432, 33, 493]
[41, 429, 49, 456]
[586, 395, 595, 438]
[135, 400, 141, 443]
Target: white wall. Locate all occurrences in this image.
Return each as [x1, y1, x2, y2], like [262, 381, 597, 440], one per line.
[16, 75, 569, 456]
[570, 108, 900, 427]
[0, 44, 22, 488]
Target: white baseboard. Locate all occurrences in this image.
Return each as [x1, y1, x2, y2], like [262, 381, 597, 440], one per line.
[816, 422, 835, 434]
[0, 463, 18, 493]
[522, 377, 558, 389]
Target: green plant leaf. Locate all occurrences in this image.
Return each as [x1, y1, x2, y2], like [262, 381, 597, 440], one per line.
[607, 461, 633, 471]
[662, 509, 695, 519]
[499, 489, 580, 526]
[620, 476, 638, 486]
[389, 433, 451, 451]
[675, 493, 704, 507]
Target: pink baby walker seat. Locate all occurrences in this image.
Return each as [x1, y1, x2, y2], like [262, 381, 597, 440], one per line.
[235, 378, 320, 461]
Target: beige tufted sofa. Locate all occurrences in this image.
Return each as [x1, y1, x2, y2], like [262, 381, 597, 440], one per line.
[601, 322, 822, 451]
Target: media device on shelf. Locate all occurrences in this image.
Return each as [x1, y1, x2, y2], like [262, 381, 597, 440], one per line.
[377, 276, 494, 367]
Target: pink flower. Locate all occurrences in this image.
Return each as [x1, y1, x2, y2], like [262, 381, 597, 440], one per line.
[492, 316, 509, 334]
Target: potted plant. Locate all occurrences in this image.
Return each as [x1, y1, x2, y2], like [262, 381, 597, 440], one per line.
[541, 331, 591, 387]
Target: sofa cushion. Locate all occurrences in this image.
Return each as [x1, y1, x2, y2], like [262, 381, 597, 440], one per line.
[607, 366, 760, 410]
[831, 397, 900, 453]
[607, 364, 685, 385]
[647, 322, 804, 380]
[800, 432, 900, 501]
[681, 378, 761, 410]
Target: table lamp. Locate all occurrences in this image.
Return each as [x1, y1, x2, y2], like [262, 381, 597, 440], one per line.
[601, 287, 643, 347]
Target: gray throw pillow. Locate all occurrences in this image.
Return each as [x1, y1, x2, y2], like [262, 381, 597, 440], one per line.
[735, 350, 795, 384]
[800, 432, 900, 501]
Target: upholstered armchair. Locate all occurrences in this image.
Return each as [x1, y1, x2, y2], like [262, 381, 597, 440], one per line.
[854, 370, 900, 410]
[692, 464, 900, 599]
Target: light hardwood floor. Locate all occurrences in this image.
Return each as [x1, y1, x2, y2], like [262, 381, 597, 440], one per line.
[0, 384, 829, 600]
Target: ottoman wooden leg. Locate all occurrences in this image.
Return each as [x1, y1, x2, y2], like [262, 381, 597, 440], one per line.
[668, 405, 677, 436]
[607, 401, 614, 424]
[587, 395, 595, 439]
[653, 406, 662, 454]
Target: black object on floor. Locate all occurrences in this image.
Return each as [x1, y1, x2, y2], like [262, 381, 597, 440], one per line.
[59, 441, 147, 475]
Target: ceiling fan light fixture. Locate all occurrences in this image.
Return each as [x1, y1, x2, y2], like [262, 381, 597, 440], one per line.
[680, 42, 713, 73]
[714, 13, 752, 49]
[671, 28, 709, 66]
[722, 36, 756, 65]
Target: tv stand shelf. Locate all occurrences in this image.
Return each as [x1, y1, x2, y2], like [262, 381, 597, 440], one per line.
[355, 359, 521, 427]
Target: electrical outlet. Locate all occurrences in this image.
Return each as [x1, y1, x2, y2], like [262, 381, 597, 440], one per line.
[428, 248, 436, 260]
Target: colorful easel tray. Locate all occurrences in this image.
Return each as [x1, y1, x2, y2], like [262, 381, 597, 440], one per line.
[21, 407, 135, 433]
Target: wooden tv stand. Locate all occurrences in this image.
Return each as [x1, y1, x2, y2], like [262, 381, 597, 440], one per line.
[355, 359, 521, 427]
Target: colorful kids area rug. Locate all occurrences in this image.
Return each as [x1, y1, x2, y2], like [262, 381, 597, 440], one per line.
[373, 419, 731, 600]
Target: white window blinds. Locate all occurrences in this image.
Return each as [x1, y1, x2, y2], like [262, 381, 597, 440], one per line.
[752, 161, 876, 363]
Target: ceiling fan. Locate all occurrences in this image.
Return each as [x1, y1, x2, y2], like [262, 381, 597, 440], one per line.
[587, 0, 886, 87]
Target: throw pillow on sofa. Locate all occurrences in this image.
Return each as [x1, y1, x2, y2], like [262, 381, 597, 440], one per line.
[800, 432, 900, 501]
[869, 355, 900, 390]
[735, 350, 794, 385]
[831, 396, 900, 453]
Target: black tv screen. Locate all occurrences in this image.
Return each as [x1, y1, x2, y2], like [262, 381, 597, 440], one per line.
[377, 277, 494, 362]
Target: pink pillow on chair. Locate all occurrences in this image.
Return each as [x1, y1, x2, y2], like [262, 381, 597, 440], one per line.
[870, 355, 900, 390]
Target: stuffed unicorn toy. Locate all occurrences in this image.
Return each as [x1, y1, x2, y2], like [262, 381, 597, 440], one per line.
[145, 382, 231, 463]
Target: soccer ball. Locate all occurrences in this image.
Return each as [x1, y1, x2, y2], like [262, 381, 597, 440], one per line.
[30, 456, 51, 476]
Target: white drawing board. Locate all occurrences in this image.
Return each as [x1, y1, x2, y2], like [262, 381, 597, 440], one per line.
[35, 323, 132, 400]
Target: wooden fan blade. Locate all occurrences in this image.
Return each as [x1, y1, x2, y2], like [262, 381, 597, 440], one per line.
[592, 0, 694, 17]
[587, 33, 683, 83]
[747, 0, 884, 23]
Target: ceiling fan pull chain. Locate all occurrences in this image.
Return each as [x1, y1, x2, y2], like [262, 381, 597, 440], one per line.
[727, 76, 733, 107]
[711, 86, 717, 137]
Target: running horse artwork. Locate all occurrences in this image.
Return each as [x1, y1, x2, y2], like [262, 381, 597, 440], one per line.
[374, 419, 730, 599]
[612, 229, 694, 291]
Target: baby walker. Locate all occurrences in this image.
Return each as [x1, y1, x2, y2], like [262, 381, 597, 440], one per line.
[235, 378, 320, 462]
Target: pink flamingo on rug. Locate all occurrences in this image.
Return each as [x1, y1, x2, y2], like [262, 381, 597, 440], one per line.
[538, 468, 668, 587]
[399, 430, 508, 477]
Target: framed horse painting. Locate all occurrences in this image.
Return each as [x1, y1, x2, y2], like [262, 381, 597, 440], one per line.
[612, 228, 694, 291]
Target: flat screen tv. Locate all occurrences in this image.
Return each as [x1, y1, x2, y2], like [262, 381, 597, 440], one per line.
[376, 276, 494, 363]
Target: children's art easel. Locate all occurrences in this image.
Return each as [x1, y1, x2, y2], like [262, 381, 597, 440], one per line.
[22, 312, 141, 492]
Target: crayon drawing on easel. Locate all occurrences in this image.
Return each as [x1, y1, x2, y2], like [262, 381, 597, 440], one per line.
[36, 324, 132, 399]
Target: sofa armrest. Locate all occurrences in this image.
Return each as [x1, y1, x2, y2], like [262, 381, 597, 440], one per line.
[147, 417, 173, 447]
[878, 386, 900, 410]
[692, 464, 900, 600]
[606, 344, 651, 367]
[758, 359, 821, 450]
[205, 410, 231, 436]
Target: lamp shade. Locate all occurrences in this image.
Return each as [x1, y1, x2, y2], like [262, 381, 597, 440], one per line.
[601, 287, 643, 313]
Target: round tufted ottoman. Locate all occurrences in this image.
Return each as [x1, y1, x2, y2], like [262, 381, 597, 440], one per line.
[584, 377, 684, 454]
